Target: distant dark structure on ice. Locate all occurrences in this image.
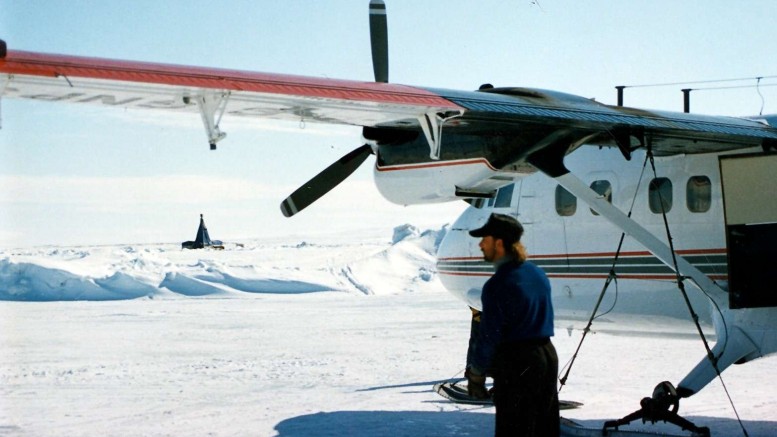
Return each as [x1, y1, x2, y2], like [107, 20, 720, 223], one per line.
[182, 214, 224, 250]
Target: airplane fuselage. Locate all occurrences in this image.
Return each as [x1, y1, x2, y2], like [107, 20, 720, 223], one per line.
[431, 146, 730, 319]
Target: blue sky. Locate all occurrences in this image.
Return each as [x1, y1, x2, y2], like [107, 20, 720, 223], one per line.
[2, 0, 777, 247]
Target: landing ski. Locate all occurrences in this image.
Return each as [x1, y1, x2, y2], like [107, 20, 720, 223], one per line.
[435, 381, 699, 436]
[433, 380, 583, 409]
[561, 418, 708, 437]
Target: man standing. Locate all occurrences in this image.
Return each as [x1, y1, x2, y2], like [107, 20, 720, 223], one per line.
[466, 213, 559, 437]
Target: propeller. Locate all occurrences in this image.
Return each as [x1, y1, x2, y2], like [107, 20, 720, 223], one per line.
[280, 145, 373, 217]
[280, 1, 391, 217]
[369, 0, 389, 83]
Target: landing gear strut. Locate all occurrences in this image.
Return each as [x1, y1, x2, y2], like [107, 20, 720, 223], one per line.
[602, 381, 710, 437]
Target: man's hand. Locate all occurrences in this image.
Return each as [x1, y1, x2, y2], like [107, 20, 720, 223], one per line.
[465, 368, 488, 399]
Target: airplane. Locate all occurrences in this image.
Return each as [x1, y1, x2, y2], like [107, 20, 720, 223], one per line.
[2, 1, 776, 434]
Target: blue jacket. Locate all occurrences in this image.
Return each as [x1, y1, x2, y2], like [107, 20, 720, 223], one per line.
[471, 258, 554, 373]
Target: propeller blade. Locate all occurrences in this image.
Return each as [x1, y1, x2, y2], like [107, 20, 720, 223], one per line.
[369, 0, 389, 83]
[280, 144, 373, 217]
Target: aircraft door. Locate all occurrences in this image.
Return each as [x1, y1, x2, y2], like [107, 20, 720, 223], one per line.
[720, 153, 777, 309]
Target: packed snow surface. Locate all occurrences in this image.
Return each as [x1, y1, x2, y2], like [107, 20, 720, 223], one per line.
[1, 226, 774, 436]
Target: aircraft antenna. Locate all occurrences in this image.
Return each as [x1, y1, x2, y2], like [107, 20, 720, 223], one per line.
[615, 74, 777, 111]
[756, 76, 765, 116]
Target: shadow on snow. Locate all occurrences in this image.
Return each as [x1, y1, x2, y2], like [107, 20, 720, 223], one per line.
[273, 410, 493, 437]
[273, 410, 776, 437]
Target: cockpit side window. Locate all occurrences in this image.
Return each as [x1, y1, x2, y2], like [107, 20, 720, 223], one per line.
[555, 185, 576, 216]
[687, 175, 711, 213]
[649, 177, 673, 214]
[465, 198, 486, 208]
[589, 180, 612, 216]
[494, 183, 514, 208]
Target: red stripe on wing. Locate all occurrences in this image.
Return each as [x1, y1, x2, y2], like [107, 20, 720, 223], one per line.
[1, 50, 463, 109]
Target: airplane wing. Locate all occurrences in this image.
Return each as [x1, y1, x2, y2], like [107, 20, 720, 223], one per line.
[3, 45, 776, 158]
[0, 48, 464, 131]
[431, 87, 777, 158]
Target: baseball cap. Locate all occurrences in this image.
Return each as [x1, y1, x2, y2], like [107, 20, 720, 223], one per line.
[468, 213, 524, 244]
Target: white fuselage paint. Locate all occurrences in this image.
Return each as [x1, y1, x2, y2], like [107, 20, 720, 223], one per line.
[378, 146, 735, 319]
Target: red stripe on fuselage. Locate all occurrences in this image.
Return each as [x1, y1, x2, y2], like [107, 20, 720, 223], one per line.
[437, 271, 728, 281]
[376, 158, 497, 172]
[437, 249, 728, 281]
[546, 273, 728, 281]
[438, 248, 726, 262]
[529, 248, 727, 259]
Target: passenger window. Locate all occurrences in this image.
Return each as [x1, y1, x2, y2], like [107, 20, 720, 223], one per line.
[589, 180, 612, 215]
[687, 175, 711, 213]
[494, 183, 514, 208]
[649, 177, 673, 213]
[555, 185, 576, 216]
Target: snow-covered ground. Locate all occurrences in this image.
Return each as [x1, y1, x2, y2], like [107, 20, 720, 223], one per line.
[1, 226, 774, 436]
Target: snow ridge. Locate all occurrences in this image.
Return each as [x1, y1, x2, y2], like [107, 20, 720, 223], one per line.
[0, 225, 448, 301]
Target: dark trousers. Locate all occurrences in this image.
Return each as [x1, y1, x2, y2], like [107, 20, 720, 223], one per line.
[492, 339, 559, 437]
[466, 308, 481, 368]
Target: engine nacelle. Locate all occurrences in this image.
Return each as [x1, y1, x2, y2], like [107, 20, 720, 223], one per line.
[373, 158, 518, 205]
[365, 126, 536, 205]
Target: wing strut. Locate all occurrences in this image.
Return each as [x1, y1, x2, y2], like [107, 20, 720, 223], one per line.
[419, 111, 462, 160]
[192, 91, 230, 150]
